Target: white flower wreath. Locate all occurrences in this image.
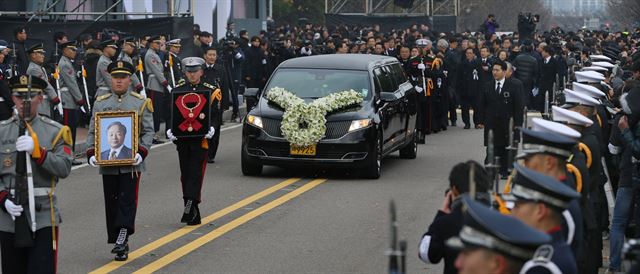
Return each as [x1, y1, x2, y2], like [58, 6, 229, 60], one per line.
[266, 87, 364, 146]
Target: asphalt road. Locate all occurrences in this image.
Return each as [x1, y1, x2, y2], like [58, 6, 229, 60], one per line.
[51, 118, 486, 274]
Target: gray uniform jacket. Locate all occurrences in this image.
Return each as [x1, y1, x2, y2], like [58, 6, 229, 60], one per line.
[26, 62, 59, 117]
[118, 52, 142, 89]
[86, 90, 154, 175]
[95, 55, 112, 97]
[144, 48, 167, 92]
[0, 115, 73, 232]
[58, 56, 84, 110]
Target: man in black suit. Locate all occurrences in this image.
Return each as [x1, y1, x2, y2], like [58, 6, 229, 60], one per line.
[478, 60, 524, 177]
[535, 45, 558, 113]
[100, 121, 133, 160]
[202, 47, 230, 163]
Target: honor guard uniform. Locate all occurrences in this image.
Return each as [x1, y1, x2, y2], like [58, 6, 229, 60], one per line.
[166, 57, 216, 225]
[145, 35, 170, 138]
[0, 75, 73, 273]
[446, 196, 551, 274]
[96, 40, 117, 97]
[25, 44, 61, 118]
[57, 41, 86, 165]
[504, 164, 581, 274]
[516, 120, 585, 259]
[551, 104, 602, 274]
[164, 39, 183, 88]
[117, 37, 144, 93]
[85, 61, 154, 261]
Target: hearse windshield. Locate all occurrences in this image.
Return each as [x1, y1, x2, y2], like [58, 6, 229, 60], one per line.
[263, 68, 371, 100]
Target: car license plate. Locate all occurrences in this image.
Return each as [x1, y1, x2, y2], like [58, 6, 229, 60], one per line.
[290, 144, 316, 156]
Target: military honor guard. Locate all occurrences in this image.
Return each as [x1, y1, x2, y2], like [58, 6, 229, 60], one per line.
[117, 37, 144, 93]
[25, 44, 61, 118]
[96, 40, 118, 97]
[0, 75, 73, 273]
[504, 164, 581, 274]
[86, 61, 154, 261]
[57, 41, 86, 166]
[144, 35, 170, 143]
[164, 38, 183, 88]
[166, 57, 216, 225]
[447, 195, 551, 274]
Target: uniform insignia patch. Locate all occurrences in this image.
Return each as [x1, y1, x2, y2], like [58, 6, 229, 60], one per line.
[63, 146, 72, 156]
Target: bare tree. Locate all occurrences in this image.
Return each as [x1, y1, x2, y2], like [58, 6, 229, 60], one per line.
[457, 0, 551, 32]
[606, 0, 640, 27]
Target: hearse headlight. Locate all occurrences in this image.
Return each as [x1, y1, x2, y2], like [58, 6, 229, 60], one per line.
[247, 115, 263, 129]
[348, 119, 372, 132]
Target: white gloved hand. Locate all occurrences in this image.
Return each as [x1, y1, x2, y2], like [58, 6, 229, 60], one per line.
[15, 136, 34, 155]
[133, 153, 143, 166]
[166, 129, 178, 141]
[89, 156, 98, 167]
[608, 143, 621, 155]
[4, 199, 23, 218]
[415, 86, 424, 93]
[205, 126, 216, 139]
[417, 63, 426, 70]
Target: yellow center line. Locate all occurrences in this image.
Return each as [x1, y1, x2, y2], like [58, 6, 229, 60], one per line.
[132, 178, 328, 274]
[89, 177, 302, 274]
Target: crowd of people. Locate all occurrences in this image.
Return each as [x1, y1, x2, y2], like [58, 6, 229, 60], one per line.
[0, 13, 639, 273]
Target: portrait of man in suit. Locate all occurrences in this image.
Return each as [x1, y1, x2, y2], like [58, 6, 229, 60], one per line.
[100, 121, 133, 160]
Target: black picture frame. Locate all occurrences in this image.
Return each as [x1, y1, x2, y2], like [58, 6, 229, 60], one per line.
[171, 88, 212, 138]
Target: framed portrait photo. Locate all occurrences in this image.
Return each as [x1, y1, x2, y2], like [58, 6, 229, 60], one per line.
[94, 111, 139, 166]
[171, 88, 212, 138]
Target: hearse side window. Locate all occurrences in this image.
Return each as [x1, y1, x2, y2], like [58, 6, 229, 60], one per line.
[374, 67, 394, 93]
[391, 63, 407, 86]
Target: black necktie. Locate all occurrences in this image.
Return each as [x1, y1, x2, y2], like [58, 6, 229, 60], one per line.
[496, 82, 501, 94]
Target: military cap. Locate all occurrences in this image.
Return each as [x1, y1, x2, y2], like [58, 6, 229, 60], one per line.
[502, 164, 580, 210]
[551, 106, 593, 127]
[181, 57, 205, 72]
[107, 60, 135, 76]
[199, 31, 212, 38]
[562, 89, 600, 107]
[572, 82, 606, 98]
[415, 38, 431, 47]
[592, 61, 615, 69]
[531, 117, 581, 141]
[167, 38, 181, 47]
[120, 37, 136, 47]
[446, 195, 551, 261]
[8, 74, 47, 95]
[147, 35, 162, 44]
[100, 39, 118, 50]
[0, 45, 6, 51]
[26, 43, 45, 54]
[581, 66, 608, 72]
[59, 41, 77, 51]
[575, 70, 605, 84]
[518, 125, 577, 159]
[590, 54, 612, 62]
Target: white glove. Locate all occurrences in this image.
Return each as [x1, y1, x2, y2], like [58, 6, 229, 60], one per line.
[89, 156, 98, 167]
[166, 129, 178, 141]
[608, 143, 621, 155]
[133, 153, 143, 166]
[417, 63, 426, 70]
[205, 127, 216, 139]
[415, 86, 424, 93]
[4, 199, 23, 218]
[15, 136, 34, 155]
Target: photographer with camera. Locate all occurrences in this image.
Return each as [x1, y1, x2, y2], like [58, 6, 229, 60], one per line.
[482, 14, 499, 40]
[219, 38, 245, 122]
[518, 13, 539, 45]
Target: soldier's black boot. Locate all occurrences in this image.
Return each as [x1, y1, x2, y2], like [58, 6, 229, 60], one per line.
[111, 228, 129, 260]
[181, 199, 195, 223]
[186, 205, 201, 226]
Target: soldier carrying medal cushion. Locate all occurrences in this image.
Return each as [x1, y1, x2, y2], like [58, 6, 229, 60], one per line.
[166, 57, 216, 226]
[0, 75, 73, 273]
[85, 61, 154, 261]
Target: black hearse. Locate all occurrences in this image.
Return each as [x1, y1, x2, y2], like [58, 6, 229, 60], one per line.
[241, 54, 417, 179]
